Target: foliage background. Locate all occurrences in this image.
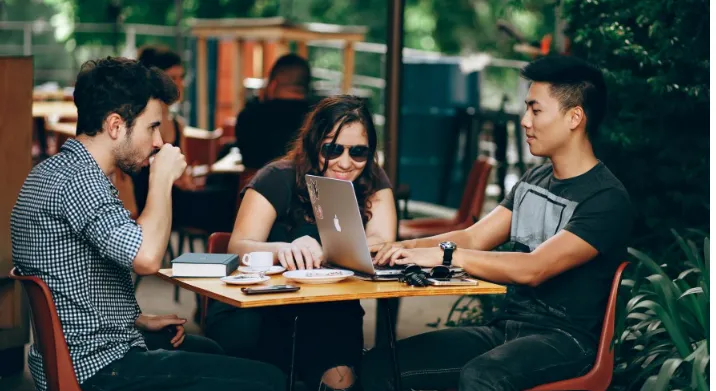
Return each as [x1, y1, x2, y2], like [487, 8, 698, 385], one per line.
[2, 0, 708, 260]
[562, 0, 710, 256]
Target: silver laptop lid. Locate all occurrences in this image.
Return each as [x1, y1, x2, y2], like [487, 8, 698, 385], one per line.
[305, 174, 377, 276]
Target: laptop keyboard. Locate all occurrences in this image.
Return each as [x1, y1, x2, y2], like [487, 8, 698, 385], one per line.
[373, 263, 405, 271]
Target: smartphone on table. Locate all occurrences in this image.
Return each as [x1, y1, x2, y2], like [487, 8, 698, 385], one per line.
[426, 277, 478, 286]
[241, 285, 301, 295]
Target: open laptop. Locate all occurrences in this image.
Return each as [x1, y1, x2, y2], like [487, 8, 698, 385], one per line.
[306, 174, 462, 280]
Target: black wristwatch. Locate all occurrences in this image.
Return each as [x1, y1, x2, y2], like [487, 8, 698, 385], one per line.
[439, 241, 457, 267]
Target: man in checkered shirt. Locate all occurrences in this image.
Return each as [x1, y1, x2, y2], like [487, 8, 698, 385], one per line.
[11, 57, 284, 391]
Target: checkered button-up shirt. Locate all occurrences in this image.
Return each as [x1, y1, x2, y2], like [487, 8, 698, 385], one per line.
[11, 139, 146, 390]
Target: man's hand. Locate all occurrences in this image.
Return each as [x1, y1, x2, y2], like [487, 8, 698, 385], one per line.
[135, 314, 186, 348]
[150, 144, 187, 183]
[370, 241, 415, 265]
[391, 248, 443, 267]
[278, 235, 324, 270]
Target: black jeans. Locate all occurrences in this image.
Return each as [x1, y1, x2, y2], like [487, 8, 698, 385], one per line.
[205, 300, 365, 390]
[80, 330, 285, 391]
[361, 320, 596, 391]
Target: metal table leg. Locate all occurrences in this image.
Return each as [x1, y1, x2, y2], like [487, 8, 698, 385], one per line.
[376, 298, 400, 347]
[289, 315, 298, 391]
[383, 300, 402, 391]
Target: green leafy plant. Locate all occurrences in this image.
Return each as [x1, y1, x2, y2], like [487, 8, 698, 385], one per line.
[613, 231, 709, 391]
[563, 0, 710, 254]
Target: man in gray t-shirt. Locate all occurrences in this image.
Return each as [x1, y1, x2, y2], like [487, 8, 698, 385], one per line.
[364, 55, 632, 391]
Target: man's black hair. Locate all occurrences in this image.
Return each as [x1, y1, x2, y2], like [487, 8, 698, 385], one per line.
[268, 53, 312, 95]
[73, 57, 178, 137]
[521, 55, 607, 138]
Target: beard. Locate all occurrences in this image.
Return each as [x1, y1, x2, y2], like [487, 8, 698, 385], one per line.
[114, 134, 151, 175]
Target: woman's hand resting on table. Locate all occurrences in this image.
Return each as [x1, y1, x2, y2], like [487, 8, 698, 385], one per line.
[278, 235, 325, 271]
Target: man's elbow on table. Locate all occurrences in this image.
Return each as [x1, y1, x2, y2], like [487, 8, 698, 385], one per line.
[133, 250, 162, 275]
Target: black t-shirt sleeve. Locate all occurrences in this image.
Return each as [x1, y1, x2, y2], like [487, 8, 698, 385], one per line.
[375, 166, 392, 191]
[241, 162, 295, 218]
[563, 189, 633, 255]
[500, 180, 520, 211]
[499, 165, 542, 210]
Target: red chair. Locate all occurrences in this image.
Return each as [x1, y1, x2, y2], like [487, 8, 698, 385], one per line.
[399, 157, 494, 240]
[8, 268, 82, 391]
[526, 261, 629, 391]
[198, 232, 233, 330]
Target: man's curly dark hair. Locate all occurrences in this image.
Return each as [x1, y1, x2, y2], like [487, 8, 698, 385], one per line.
[73, 56, 178, 137]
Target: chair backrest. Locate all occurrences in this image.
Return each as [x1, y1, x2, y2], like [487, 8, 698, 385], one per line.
[592, 261, 630, 381]
[455, 157, 494, 225]
[208, 232, 232, 254]
[8, 268, 81, 391]
[525, 261, 629, 391]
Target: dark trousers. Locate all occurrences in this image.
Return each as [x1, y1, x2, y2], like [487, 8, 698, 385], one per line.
[205, 300, 365, 390]
[361, 320, 596, 391]
[80, 330, 285, 391]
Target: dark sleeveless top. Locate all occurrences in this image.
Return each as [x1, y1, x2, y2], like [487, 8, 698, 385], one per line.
[131, 118, 181, 214]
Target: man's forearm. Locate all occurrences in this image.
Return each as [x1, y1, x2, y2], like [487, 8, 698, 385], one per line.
[408, 229, 476, 250]
[453, 249, 540, 286]
[135, 178, 173, 271]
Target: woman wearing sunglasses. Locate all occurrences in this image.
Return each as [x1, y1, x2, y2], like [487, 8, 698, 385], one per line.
[204, 95, 397, 390]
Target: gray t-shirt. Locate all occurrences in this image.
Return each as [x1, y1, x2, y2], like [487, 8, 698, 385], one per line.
[496, 161, 632, 345]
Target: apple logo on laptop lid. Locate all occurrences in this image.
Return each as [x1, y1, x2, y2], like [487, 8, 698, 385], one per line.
[333, 215, 342, 232]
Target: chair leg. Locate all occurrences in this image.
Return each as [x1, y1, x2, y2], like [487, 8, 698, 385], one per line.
[133, 274, 142, 292]
[173, 232, 188, 303]
[188, 235, 196, 253]
[199, 295, 209, 331]
[177, 231, 186, 254]
[165, 237, 176, 267]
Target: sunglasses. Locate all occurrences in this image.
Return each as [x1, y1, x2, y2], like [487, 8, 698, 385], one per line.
[320, 143, 371, 162]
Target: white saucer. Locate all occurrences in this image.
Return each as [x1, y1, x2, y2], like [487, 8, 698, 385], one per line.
[238, 265, 286, 275]
[282, 269, 354, 284]
[221, 274, 270, 285]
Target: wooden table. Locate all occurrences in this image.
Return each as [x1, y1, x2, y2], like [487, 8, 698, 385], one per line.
[157, 269, 504, 308]
[210, 153, 245, 174]
[32, 101, 77, 119]
[31, 102, 78, 157]
[46, 122, 76, 137]
[156, 269, 505, 390]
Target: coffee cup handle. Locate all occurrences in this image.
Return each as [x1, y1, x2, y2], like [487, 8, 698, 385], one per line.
[242, 254, 251, 266]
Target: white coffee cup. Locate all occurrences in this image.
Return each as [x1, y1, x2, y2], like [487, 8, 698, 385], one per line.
[242, 252, 273, 273]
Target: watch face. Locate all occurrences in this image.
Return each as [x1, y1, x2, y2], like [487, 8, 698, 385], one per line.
[440, 241, 457, 251]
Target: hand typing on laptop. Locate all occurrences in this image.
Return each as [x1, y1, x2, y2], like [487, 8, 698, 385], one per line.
[277, 235, 324, 270]
[370, 240, 418, 266]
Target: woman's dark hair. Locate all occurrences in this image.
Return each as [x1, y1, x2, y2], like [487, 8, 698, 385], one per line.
[137, 45, 182, 71]
[285, 95, 379, 227]
[73, 57, 178, 137]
